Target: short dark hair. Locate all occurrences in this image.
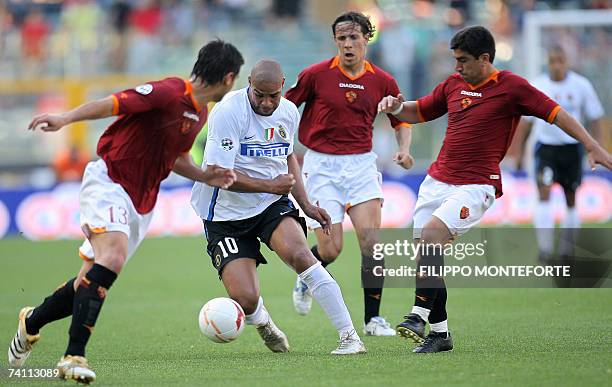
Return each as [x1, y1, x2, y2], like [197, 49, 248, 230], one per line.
[450, 26, 496, 63]
[547, 44, 566, 56]
[332, 11, 376, 40]
[191, 39, 244, 85]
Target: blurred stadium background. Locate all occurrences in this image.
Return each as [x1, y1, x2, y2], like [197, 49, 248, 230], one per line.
[0, 0, 610, 240]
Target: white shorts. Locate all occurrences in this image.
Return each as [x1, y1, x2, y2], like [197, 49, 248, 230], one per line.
[412, 175, 495, 239]
[302, 149, 383, 229]
[78, 159, 153, 262]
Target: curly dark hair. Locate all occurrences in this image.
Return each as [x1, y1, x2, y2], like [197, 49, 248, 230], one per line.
[191, 39, 244, 85]
[450, 26, 496, 63]
[332, 11, 376, 40]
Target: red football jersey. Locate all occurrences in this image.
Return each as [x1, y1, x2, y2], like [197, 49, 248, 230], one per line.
[417, 70, 560, 197]
[100, 77, 207, 214]
[285, 56, 410, 154]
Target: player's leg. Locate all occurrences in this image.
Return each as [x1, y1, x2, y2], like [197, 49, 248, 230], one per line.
[348, 199, 394, 336]
[558, 144, 583, 258]
[267, 214, 365, 355]
[534, 143, 556, 263]
[220, 258, 289, 353]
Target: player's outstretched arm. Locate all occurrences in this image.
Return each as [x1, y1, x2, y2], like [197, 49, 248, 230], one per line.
[28, 96, 115, 132]
[378, 94, 421, 123]
[226, 171, 295, 194]
[553, 109, 612, 170]
[513, 118, 533, 171]
[173, 153, 236, 189]
[287, 153, 331, 234]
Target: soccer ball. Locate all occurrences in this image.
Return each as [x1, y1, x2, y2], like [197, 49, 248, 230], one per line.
[198, 297, 245, 343]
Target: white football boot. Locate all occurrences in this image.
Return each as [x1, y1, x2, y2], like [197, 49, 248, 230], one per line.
[256, 316, 290, 353]
[331, 330, 367, 355]
[292, 276, 312, 316]
[57, 355, 96, 384]
[8, 307, 40, 367]
[364, 316, 396, 336]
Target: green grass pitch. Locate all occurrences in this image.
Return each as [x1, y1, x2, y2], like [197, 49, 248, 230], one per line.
[1, 233, 611, 386]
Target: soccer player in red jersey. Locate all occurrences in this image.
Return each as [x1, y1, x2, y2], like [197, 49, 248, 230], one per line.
[8, 40, 244, 382]
[285, 11, 413, 336]
[378, 26, 612, 353]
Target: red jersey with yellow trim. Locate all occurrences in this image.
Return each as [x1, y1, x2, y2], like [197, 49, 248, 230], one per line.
[99, 77, 207, 214]
[285, 56, 410, 154]
[417, 70, 560, 197]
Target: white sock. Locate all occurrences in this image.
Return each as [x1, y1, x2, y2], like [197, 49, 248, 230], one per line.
[534, 200, 554, 254]
[299, 262, 357, 339]
[411, 306, 430, 322]
[430, 320, 448, 333]
[244, 297, 269, 326]
[562, 207, 581, 229]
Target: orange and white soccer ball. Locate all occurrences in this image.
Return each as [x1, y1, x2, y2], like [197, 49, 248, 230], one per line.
[199, 297, 245, 343]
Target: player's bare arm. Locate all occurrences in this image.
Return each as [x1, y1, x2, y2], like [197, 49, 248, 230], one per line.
[28, 96, 115, 132]
[393, 125, 414, 169]
[513, 118, 534, 170]
[287, 152, 331, 234]
[377, 94, 421, 123]
[553, 108, 612, 170]
[226, 170, 295, 194]
[173, 153, 236, 189]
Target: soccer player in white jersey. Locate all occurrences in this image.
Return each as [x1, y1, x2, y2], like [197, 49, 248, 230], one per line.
[515, 45, 604, 263]
[191, 60, 366, 355]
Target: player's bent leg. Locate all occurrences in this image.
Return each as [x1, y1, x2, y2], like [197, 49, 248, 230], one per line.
[270, 218, 365, 355]
[349, 200, 394, 336]
[221, 259, 289, 353]
[8, 307, 39, 367]
[535, 173, 555, 263]
[292, 224, 344, 316]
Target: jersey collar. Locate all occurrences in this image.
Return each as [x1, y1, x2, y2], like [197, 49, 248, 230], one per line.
[467, 70, 500, 90]
[329, 56, 375, 81]
[184, 79, 202, 112]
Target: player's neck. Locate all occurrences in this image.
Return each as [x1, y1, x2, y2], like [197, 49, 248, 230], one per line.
[471, 65, 498, 86]
[340, 60, 366, 78]
[190, 78, 215, 106]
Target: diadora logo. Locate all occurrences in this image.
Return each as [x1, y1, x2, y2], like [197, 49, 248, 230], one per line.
[460, 90, 482, 97]
[339, 82, 365, 90]
[240, 143, 290, 157]
[183, 111, 199, 122]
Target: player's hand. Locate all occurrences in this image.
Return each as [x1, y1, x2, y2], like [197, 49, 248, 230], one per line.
[586, 144, 612, 171]
[271, 174, 295, 194]
[303, 203, 332, 235]
[28, 113, 69, 132]
[205, 166, 236, 189]
[393, 151, 414, 170]
[378, 93, 405, 115]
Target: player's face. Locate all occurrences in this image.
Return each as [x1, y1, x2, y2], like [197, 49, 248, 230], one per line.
[453, 49, 488, 85]
[248, 79, 284, 116]
[333, 22, 368, 69]
[548, 51, 568, 81]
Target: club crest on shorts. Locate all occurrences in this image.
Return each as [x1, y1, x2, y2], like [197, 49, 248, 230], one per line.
[264, 127, 275, 142]
[345, 91, 357, 103]
[460, 206, 470, 219]
[278, 125, 287, 140]
[221, 138, 234, 151]
[461, 97, 472, 109]
[214, 254, 222, 268]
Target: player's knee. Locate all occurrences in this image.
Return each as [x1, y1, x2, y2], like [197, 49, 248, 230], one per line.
[317, 245, 340, 262]
[357, 234, 378, 257]
[96, 250, 127, 274]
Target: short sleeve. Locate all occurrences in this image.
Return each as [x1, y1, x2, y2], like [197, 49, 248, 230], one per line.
[385, 77, 411, 129]
[582, 80, 604, 121]
[111, 79, 179, 115]
[204, 104, 241, 169]
[511, 76, 560, 123]
[416, 80, 449, 122]
[284, 68, 314, 108]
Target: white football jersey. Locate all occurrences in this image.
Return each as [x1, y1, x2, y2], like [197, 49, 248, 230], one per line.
[528, 71, 604, 145]
[191, 88, 299, 221]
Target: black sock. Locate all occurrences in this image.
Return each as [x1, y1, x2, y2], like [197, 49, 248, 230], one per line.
[428, 281, 447, 325]
[414, 244, 444, 312]
[362, 254, 384, 324]
[311, 245, 330, 268]
[65, 264, 117, 357]
[25, 278, 76, 335]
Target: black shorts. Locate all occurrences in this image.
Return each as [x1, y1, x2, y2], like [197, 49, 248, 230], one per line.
[203, 196, 307, 276]
[535, 142, 584, 191]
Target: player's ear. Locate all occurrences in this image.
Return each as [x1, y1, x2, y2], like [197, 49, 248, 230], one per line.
[223, 72, 237, 86]
[248, 75, 252, 87]
[479, 53, 490, 64]
[281, 78, 285, 88]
